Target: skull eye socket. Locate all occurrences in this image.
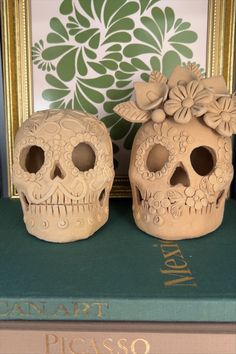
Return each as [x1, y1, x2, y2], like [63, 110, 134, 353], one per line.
[190, 146, 215, 176]
[72, 143, 96, 171]
[146, 144, 169, 172]
[20, 145, 45, 173]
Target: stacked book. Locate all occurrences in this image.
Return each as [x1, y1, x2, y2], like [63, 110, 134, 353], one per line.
[0, 198, 236, 353]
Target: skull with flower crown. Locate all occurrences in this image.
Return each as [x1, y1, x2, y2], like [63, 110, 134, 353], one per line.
[114, 64, 235, 240]
[13, 109, 114, 242]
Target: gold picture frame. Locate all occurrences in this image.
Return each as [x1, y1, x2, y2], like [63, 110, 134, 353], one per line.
[1, 0, 235, 198]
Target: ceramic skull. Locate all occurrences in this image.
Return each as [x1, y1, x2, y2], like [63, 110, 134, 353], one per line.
[114, 64, 235, 240]
[13, 109, 114, 242]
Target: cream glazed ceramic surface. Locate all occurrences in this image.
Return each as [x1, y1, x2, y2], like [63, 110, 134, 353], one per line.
[13, 109, 114, 243]
[128, 117, 233, 239]
[114, 64, 235, 240]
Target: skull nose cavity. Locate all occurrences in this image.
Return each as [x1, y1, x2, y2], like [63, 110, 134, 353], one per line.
[170, 164, 190, 187]
[51, 162, 65, 180]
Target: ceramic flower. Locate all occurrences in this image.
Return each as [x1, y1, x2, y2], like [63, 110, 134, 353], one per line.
[164, 80, 213, 124]
[148, 191, 170, 215]
[203, 96, 236, 137]
[185, 188, 208, 210]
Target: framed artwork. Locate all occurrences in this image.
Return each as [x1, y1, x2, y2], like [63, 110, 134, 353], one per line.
[1, 0, 235, 197]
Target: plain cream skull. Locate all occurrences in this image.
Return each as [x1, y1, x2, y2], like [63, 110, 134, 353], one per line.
[13, 109, 114, 242]
[129, 117, 233, 240]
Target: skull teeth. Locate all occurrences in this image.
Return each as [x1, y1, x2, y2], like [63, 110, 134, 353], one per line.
[28, 203, 98, 215]
[29, 189, 102, 206]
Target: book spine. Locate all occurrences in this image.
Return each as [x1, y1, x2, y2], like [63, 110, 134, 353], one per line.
[0, 328, 236, 354]
[0, 298, 236, 322]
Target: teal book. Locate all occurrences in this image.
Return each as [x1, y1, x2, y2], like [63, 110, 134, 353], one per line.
[0, 198, 235, 322]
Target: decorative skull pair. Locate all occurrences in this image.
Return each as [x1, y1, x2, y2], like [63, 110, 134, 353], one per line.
[13, 64, 235, 242]
[114, 64, 235, 240]
[13, 110, 114, 243]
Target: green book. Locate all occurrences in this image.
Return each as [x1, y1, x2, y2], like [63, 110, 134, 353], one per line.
[0, 198, 235, 322]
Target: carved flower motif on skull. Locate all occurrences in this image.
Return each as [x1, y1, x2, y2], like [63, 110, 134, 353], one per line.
[13, 109, 114, 243]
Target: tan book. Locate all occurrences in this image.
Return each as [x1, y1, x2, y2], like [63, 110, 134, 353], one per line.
[0, 321, 236, 354]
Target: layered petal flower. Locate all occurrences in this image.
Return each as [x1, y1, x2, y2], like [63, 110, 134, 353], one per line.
[164, 80, 213, 124]
[203, 96, 236, 137]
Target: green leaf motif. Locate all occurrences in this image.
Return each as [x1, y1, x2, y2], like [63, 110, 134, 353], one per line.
[76, 85, 98, 114]
[169, 31, 198, 43]
[165, 7, 175, 32]
[46, 74, 68, 89]
[100, 60, 118, 71]
[140, 73, 149, 82]
[50, 18, 69, 40]
[73, 92, 83, 110]
[106, 18, 135, 37]
[102, 32, 131, 45]
[152, 8, 165, 38]
[75, 29, 98, 43]
[109, 2, 139, 25]
[75, 7, 90, 28]
[104, 101, 120, 114]
[66, 99, 73, 109]
[103, 0, 127, 27]
[87, 62, 107, 74]
[115, 71, 133, 80]
[57, 48, 77, 81]
[78, 0, 94, 19]
[79, 82, 105, 103]
[176, 22, 191, 32]
[104, 53, 122, 62]
[174, 18, 183, 29]
[131, 58, 150, 71]
[106, 44, 122, 52]
[119, 62, 137, 73]
[93, 0, 104, 20]
[42, 88, 70, 101]
[140, 0, 160, 14]
[116, 80, 131, 88]
[123, 44, 158, 58]
[47, 33, 65, 44]
[80, 75, 114, 88]
[49, 99, 65, 109]
[150, 56, 160, 71]
[141, 17, 163, 49]
[42, 45, 73, 60]
[89, 33, 100, 49]
[77, 49, 87, 76]
[171, 43, 193, 59]
[60, 0, 73, 15]
[84, 47, 97, 59]
[134, 28, 161, 53]
[107, 88, 133, 100]
[66, 21, 81, 37]
[162, 51, 181, 77]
